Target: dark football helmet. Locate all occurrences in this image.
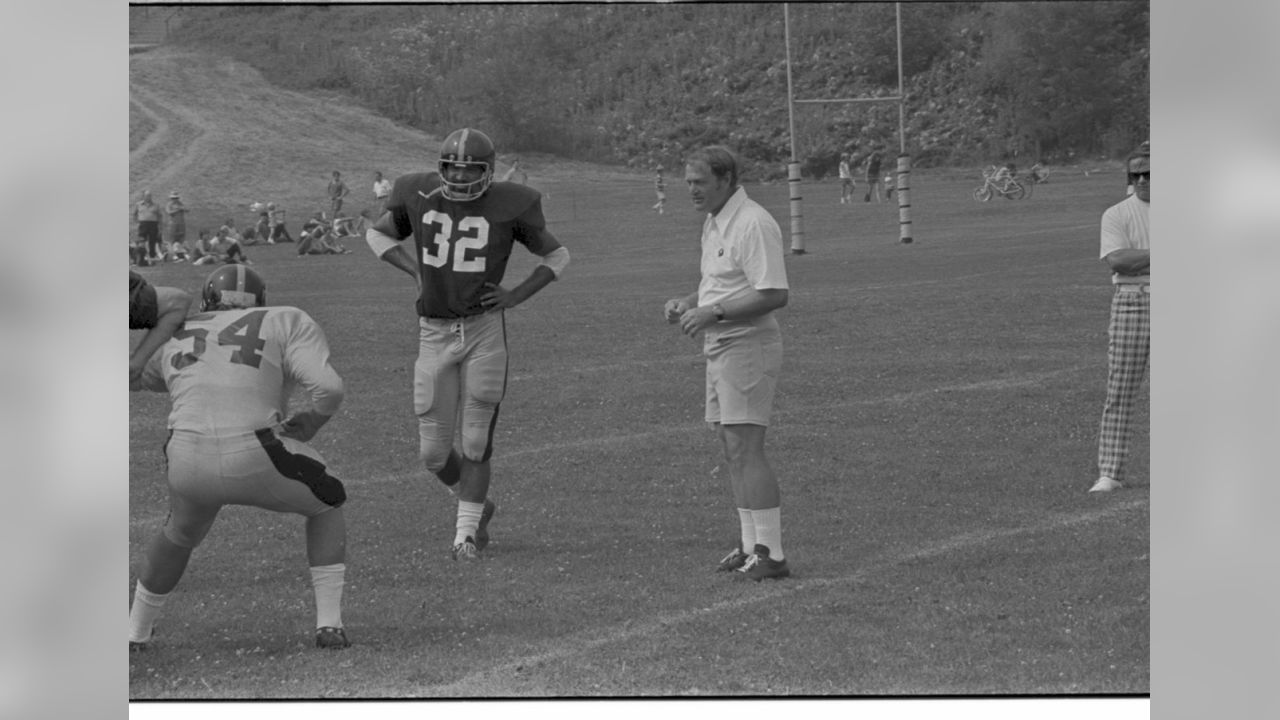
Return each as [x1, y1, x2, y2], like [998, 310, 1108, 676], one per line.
[201, 264, 267, 311]
[438, 128, 496, 201]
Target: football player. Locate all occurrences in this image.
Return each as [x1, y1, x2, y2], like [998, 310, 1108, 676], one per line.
[128, 271, 192, 386]
[130, 265, 353, 650]
[365, 127, 570, 561]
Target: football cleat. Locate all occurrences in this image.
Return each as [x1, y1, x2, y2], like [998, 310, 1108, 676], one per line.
[315, 626, 351, 649]
[129, 629, 154, 653]
[737, 544, 791, 581]
[451, 537, 480, 562]
[474, 499, 497, 551]
[717, 546, 749, 572]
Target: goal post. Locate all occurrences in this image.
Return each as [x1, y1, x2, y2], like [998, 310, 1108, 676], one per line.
[783, 2, 915, 251]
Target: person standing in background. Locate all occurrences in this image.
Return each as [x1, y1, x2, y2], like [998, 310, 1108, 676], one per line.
[328, 171, 350, 219]
[372, 171, 392, 216]
[165, 190, 188, 250]
[838, 153, 855, 204]
[134, 190, 163, 263]
[1090, 142, 1150, 493]
[652, 169, 667, 214]
[863, 150, 883, 202]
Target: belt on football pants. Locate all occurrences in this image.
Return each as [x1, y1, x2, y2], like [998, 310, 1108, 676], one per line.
[1115, 284, 1150, 294]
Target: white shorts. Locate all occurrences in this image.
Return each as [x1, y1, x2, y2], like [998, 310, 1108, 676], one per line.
[703, 314, 782, 426]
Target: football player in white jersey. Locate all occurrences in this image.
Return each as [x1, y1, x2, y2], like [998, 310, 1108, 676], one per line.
[366, 127, 570, 561]
[130, 265, 353, 650]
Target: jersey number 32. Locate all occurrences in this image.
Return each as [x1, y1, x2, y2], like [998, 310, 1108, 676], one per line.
[421, 211, 488, 272]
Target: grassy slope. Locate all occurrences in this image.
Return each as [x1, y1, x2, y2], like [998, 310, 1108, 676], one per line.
[130, 48, 1147, 699]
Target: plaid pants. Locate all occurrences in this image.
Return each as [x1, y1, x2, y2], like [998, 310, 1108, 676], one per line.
[1097, 288, 1150, 480]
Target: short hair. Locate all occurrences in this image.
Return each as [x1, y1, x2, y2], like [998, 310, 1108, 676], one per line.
[686, 145, 740, 187]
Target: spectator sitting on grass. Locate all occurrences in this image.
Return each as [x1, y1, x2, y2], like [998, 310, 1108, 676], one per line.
[250, 202, 273, 245]
[194, 227, 251, 265]
[166, 237, 190, 263]
[332, 209, 370, 239]
[268, 202, 294, 243]
[192, 229, 218, 265]
[298, 212, 352, 256]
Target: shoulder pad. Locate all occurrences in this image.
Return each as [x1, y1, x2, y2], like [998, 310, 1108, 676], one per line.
[480, 182, 541, 221]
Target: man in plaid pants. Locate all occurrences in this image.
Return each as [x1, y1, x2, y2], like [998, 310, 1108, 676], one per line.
[1091, 142, 1150, 493]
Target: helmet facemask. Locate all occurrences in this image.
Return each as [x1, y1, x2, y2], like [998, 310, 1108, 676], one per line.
[438, 158, 493, 202]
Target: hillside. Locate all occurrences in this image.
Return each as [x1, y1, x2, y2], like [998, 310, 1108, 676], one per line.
[129, 47, 641, 238]
[152, 2, 1149, 177]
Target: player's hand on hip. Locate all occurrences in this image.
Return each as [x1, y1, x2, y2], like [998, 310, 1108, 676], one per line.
[481, 282, 517, 310]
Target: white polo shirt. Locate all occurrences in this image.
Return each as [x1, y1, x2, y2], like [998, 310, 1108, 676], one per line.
[698, 186, 789, 307]
[1099, 193, 1149, 284]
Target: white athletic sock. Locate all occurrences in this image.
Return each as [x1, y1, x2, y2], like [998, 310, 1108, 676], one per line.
[128, 581, 169, 643]
[309, 563, 345, 629]
[750, 507, 784, 561]
[454, 500, 484, 545]
[737, 508, 756, 553]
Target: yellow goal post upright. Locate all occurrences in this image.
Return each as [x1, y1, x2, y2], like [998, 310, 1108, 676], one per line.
[783, 2, 914, 252]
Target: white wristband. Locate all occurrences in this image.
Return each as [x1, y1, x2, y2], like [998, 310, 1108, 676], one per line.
[365, 227, 400, 258]
[538, 246, 570, 278]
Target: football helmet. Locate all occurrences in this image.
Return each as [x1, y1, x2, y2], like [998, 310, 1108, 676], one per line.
[201, 264, 267, 311]
[438, 128, 496, 201]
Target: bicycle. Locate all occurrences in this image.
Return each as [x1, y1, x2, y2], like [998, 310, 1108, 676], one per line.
[972, 165, 1026, 201]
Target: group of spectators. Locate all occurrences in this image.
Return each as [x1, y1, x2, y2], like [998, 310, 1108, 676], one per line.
[837, 148, 888, 204]
[132, 170, 397, 268]
[131, 189, 253, 267]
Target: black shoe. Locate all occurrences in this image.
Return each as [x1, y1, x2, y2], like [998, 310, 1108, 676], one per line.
[737, 544, 791, 581]
[717, 546, 749, 572]
[315, 626, 351, 649]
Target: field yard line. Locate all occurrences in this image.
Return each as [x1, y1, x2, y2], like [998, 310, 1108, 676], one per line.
[131, 365, 1093, 529]
[412, 497, 1148, 696]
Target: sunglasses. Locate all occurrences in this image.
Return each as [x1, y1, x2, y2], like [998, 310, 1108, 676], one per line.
[1130, 172, 1150, 180]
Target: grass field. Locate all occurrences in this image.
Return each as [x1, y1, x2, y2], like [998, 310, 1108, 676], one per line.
[129, 47, 1148, 700]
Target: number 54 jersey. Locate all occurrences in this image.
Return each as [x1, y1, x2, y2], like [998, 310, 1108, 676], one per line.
[387, 173, 558, 319]
[139, 306, 344, 435]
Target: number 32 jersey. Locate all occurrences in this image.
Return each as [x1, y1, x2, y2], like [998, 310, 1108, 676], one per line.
[386, 173, 557, 319]
[140, 306, 344, 435]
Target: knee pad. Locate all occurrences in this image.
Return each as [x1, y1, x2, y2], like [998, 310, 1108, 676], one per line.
[459, 405, 499, 463]
[417, 418, 454, 473]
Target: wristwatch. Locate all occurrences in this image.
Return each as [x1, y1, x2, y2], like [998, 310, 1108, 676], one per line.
[712, 304, 726, 321]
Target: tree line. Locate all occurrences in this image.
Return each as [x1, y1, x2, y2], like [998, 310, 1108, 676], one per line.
[159, 2, 1148, 178]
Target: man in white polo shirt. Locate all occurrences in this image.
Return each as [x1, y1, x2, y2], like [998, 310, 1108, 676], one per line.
[664, 145, 791, 580]
[1091, 142, 1150, 493]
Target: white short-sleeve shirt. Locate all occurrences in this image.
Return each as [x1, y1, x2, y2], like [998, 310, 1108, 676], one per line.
[698, 186, 789, 307]
[1099, 194, 1149, 284]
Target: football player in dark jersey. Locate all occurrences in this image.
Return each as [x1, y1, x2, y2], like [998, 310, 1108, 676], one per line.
[365, 127, 570, 561]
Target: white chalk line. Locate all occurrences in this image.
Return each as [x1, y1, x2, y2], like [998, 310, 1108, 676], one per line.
[130, 365, 1091, 530]
[405, 496, 1148, 696]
